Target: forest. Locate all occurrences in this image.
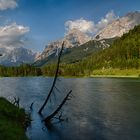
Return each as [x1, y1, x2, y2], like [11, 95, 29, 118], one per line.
[0, 64, 42, 77]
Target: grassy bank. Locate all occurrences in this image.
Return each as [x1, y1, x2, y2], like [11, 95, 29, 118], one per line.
[0, 97, 28, 140]
[54, 69, 140, 78]
[90, 69, 140, 78]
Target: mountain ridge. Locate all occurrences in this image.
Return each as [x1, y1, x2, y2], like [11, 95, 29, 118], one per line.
[34, 38, 115, 67]
[1, 11, 140, 67]
[36, 29, 91, 62]
[36, 11, 140, 67]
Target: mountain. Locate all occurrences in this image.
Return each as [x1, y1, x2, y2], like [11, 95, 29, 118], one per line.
[36, 11, 140, 67]
[36, 29, 91, 62]
[0, 47, 37, 66]
[34, 38, 115, 66]
[42, 24, 140, 76]
[95, 11, 140, 40]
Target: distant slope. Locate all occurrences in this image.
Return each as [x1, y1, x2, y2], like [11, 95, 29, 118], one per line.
[34, 38, 115, 67]
[91, 24, 140, 69]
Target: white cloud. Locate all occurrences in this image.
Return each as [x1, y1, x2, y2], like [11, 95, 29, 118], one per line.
[65, 11, 118, 35]
[65, 18, 95, 34]
[0, 23, 30, 48]
[0, 0, 18, 10]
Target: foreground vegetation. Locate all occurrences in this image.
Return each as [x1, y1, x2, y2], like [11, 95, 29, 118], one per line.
[0, 97, 28, 140]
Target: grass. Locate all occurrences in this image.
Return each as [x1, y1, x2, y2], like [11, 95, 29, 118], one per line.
[90, 68, 140, 78]
[0, 97, 28, 140]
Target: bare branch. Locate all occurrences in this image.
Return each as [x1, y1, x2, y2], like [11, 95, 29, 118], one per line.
[44, 90, 72, 124]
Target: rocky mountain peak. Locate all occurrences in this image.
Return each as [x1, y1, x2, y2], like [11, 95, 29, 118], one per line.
[36, 29, 90, 61]
[65, 28, 91, 47]
[95, 11, 140, 40]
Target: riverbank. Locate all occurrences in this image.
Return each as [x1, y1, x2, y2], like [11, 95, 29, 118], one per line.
[89, 69, 140, 78]
[0, 97, 28, 140]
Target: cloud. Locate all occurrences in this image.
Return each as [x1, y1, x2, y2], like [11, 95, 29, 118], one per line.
[65, 11, 118, 35]
[65, 18, 95, 34]
[0, 0, 18, 10]
[0, 23, 30, 48]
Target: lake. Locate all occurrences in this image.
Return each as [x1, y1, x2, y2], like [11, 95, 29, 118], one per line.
[0, 77, 140, 140]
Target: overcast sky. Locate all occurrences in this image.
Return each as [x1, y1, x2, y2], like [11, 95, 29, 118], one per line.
[0, 0, 140, 52]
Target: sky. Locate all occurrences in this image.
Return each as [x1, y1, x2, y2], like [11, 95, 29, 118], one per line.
[0, 0, 140, 52]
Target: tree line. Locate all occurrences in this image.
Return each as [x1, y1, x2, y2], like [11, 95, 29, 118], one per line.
[0, 64, 42, 77]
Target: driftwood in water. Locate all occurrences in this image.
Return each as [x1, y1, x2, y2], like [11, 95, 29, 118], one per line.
[44, 90, 72, 123]
[38, 42, 64, 114]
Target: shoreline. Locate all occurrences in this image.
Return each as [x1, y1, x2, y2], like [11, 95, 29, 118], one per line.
[0, 68, 140, 78]
[0, 74, 140, 78]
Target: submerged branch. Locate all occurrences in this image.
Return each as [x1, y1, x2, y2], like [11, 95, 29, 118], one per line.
[44, 90, 72, 123]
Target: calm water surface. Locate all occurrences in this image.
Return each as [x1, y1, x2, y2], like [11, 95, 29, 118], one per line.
[0, 77, 140, 140]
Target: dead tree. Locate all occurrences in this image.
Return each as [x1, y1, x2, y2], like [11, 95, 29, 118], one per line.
[44, 90, 72, 123]
[38, 42, 65, 114]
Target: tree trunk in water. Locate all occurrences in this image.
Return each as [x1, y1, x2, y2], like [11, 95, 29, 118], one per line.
[38, 42, 64, 114]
